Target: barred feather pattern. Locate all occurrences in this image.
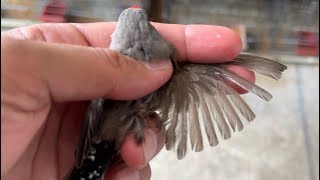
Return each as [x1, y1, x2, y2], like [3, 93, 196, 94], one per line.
[156, 55, 287, 159]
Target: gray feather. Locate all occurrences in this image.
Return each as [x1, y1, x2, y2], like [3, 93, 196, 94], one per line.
[166, 107, 178, 151]
[215, 93, 243, 132]
[177, 111, 188, 159]
[158, 59, 286, 157]
[194, 80, 231, 140]
[199, 74, 244, 132]
[189, 97, 203, 152]
[212, 66, 273, 101]
[200, 94, 219, 146]
[215, 81, 255, 122]
[226, 54, 287, 80]
[208, 95, 232, 139]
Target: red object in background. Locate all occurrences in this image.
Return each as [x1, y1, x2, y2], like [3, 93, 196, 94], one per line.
[296, 31, 319, 56]
[39, 1, 67, 23]
[130, 6, 141, 9]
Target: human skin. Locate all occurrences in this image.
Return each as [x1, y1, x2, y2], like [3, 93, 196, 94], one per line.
[1, 22, 254, 180]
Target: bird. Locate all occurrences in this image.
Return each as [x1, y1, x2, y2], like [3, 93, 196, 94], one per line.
[64, 6, 287, 180]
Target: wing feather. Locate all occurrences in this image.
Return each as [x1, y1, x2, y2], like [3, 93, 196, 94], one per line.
[177, 110, 188, 159]
[189, 97, 203, 152]
[157, 54, 286, 158]
[200, 95, 219, 146]
[224, 54, 287, 80]
[75, 99, 105, 167]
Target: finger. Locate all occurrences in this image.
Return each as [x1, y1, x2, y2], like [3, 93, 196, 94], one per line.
[4, 23, 242, 62]
[72, 23, 242, 62]
[225, 65, 256, 93]
[106, 163, 151, 180]
[139, 165, 152, 180]
[41, 22, 253, 92]
[120, 127, 166, 169]
[2, 37, 172, 102]
[3, 23, 253, 93]
[68, 23, 254, 92]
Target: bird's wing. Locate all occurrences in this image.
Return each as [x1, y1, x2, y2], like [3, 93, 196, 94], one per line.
[75, 99, 105, 167]
[154, 54, 287, 159]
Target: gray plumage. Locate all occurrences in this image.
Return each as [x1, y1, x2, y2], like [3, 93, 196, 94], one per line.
[66, 7, 287, 179]
[110, 8, 175, 63]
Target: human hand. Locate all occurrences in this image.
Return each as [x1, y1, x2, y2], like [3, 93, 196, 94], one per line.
[1, 22, 253, 180]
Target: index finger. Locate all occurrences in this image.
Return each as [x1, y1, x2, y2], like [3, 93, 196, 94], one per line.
[72, 22, 242, 63]
[72, 22, 251, 93]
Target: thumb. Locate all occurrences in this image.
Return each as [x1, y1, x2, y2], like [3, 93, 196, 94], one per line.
[2, 37, 173, 103]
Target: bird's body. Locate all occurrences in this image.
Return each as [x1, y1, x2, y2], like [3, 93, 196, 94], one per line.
[65, 7, 287, 180]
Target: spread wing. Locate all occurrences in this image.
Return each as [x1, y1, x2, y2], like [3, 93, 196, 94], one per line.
[155, 54, 287, 159]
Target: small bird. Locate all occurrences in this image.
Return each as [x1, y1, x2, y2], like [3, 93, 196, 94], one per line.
[65, 7, 287, 180]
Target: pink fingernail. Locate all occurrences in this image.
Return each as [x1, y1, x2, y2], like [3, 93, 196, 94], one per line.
[141, 59, 172, 71]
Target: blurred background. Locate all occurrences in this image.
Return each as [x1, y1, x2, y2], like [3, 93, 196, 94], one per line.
[1, 0, 319, 180]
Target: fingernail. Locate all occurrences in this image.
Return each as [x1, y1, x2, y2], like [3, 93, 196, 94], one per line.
[141, 59, 172, 71]
[116, 167, 140, 180]
[142, 129, 158, 163]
